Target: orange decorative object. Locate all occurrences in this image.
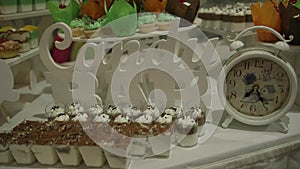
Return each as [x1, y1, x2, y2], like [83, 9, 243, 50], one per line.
[251, 0, 282, 42]
[144, 0, 167, 12]
[79, 0, 112, 20]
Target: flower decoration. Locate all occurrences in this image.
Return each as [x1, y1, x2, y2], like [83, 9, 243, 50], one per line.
[243, 73, 257, 85]
[47, 0, 81, 25]
[104, 0, 137, 37]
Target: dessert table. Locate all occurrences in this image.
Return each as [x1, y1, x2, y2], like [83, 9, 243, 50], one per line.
[0, 81, 300, 169]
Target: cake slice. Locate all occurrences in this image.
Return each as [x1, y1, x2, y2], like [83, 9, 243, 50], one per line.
[54, 122, 83, 166]
[9, 120, 41, 164]
[0, 132, 14, 164]
[31, 121, 60, 165]
[9, 131, 38, 164]
[77, 134, 106, 167]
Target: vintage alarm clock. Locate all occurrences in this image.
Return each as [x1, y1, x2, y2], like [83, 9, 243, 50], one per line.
[219, 26, 298, 133]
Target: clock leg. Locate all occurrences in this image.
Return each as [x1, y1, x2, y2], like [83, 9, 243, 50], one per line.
[277, 119, 288, 134]
[221, 115, 233, 128]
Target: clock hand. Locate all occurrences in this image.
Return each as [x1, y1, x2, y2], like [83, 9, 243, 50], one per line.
[244, 89, 254, 98]
[255, 89, 267, 109]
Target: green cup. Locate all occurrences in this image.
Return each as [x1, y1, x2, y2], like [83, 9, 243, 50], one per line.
[33, 0, 46, 10]
[0, 0, 17, 14]
[17, 0, 33, 12]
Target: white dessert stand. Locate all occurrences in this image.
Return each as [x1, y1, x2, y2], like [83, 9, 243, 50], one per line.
[0, 60, 20, 122]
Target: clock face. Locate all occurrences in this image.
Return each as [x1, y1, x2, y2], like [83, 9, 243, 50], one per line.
[226, 58, 290, 117]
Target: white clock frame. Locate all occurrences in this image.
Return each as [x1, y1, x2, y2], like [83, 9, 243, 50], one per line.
[219, 26, 298, 133]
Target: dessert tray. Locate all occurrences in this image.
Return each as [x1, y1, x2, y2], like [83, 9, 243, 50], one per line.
[59, 20, 199, 43]
[0, 18, 225, 169]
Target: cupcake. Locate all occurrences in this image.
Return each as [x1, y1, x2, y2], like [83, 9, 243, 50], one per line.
[157, 12, 175, 30]
[176, 116, 198, 147]
[70, 18, 84, 37]
[82, 20, 102, 38]
[138, 13, 156, 33]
